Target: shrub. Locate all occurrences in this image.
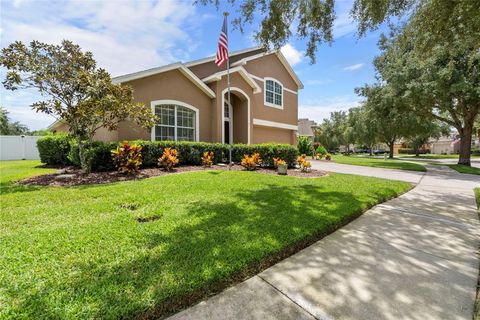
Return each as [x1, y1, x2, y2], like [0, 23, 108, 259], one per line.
[201, 151, 214, 168]
[325, 153, 332, 161]
[273, 157, 286, 167]
[314, 153, 323, 160]
[231, 143, 298, 167]
[316, 145, 327, 155]
[241, 153, 261, 171]
[301, 160, 312, 172]
[158, 148, 179, 171]
[111, 141, 142, 175]
[40, 139, 298, 172]
[297, 154, 307, 167]
[313, 141, 321, 151]
[69, 141, 117, 172]
[135, 141, 228, 167]
[297, 136, 313, 156]
[37, 134, 73, 165]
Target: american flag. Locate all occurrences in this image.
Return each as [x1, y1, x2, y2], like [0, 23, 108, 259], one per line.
[215, 15, 228, 67]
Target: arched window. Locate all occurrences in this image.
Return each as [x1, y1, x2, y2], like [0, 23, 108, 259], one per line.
[264, 78, 283, 109]
[152, 101, 198, 141]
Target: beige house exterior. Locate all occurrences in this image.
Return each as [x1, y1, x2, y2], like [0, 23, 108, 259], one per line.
[50, 47, 303, 145]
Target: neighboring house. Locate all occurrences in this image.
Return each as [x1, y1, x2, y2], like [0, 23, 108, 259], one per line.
[297, 118, 318, 139]
[430, 132, 461, 154]
[50, 47, 303, 145]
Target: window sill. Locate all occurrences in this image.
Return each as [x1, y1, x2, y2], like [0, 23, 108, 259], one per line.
[264, 102, 284, 110]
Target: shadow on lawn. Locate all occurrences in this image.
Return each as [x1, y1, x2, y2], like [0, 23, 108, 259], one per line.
[0, 182, 44, 195]
[6, 181, 404, 319]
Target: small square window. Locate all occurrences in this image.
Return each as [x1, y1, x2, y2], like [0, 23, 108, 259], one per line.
[265, 79, 283, 107]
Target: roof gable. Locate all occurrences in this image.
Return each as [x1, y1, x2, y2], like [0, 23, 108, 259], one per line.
[232, 51, 303, 89]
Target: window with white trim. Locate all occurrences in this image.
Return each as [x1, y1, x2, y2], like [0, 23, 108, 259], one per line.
[154, 104, 196, 141]
[265, 79, 283, 107]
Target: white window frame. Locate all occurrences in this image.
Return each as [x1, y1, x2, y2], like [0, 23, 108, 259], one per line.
[150, 100, 200, 142]
[264, 77, 284, 109]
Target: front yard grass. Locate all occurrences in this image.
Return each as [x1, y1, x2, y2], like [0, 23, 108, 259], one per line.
[448, 164, 480, 175]
[399, 154, 480, 159]
[331, 155, 426, 172]
[1, 161, 411, 319]
[0, 160, 56, 194]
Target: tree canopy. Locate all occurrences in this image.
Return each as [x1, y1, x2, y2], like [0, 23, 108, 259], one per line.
[0, 107, 29, 135]
[197, 0, 477, 63]
[0, 40, 157, 171]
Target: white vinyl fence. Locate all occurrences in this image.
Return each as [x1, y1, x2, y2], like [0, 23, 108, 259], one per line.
[0, 135, 42, 161]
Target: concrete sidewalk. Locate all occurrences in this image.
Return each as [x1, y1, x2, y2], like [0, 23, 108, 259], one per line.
[168, 165, 479, 320]
[309, 160, 425, 184]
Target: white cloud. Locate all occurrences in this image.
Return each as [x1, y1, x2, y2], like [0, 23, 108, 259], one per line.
[1, 1, 198, 76]
[281, 43, 303, 66]
[0, 0, 204, 129]
[343, 63, 364, 71]
[332, 1, 357, 38]
[299, 96, 361, 123]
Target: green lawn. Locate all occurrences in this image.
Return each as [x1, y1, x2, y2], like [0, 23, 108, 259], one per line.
[0, 160, 56, 194]
[448, 164, 480, 175]
[331, 155, 426, 172]
[1, 161, 411, 319]
[400, 154, 480, 160]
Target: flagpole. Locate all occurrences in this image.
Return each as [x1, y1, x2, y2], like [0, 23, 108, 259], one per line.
[224, 11, 232, 168]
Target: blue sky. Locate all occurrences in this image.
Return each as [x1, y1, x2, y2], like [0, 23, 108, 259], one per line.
[0, 0, 387, 130]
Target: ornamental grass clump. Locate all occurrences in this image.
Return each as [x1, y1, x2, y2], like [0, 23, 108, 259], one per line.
[201, 151, 214, 168]
[158, 148, 179, 171]
[111, 141, 142, 175]
[241, 153, 261, 171]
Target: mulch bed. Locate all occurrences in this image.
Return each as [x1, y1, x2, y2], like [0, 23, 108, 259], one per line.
[18, 164, 327, 187]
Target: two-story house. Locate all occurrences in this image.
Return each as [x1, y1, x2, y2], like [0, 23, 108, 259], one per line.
[49, 46, 303, 145]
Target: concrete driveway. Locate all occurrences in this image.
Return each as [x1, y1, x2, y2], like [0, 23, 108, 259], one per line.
[168, 164, 480, 320]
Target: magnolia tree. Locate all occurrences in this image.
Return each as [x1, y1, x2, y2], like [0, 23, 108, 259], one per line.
[0, 40, 157, 171]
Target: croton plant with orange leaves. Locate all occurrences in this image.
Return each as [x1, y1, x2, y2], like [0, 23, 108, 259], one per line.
[241, 153, 261, 171]
[201, 151, 214, 168]
[111, 141, 143, 175]
[158, 147, 179, 171]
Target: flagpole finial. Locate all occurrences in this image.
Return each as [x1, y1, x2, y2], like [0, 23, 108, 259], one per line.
[223, 11, 229, 17]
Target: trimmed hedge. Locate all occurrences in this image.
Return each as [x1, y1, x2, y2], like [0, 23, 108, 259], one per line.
[230, 143, 298, 167]
[134, 141, 229, 167]
[398, 148, 431, 154]
[37, 137, 299, 172]
[37, 134, 73, 165]
[68, 141, 117, 172]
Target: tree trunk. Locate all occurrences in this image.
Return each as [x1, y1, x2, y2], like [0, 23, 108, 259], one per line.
[415, 147, 420, 157]
[388, 140, 394, 159]
[458, 126, 472, 166]
[77, 138, 90, 173]
[369, 144, 373, 156]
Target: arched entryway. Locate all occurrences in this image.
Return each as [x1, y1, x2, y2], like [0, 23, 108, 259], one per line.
[221, 87, 250, 144]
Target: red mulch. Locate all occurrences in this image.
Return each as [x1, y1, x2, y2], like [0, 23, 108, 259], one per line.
[18, 164, 327, 187]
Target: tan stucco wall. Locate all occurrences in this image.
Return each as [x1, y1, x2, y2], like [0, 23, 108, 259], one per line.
[50, 51, 299, 146]
[53, 122, 118, 142]
[232, 94, 249, 144]
[244, 54, 299, 127]
[213, 72, 256, 143]
[120, 69, 214, 142]
[252, 125, 295, 145]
